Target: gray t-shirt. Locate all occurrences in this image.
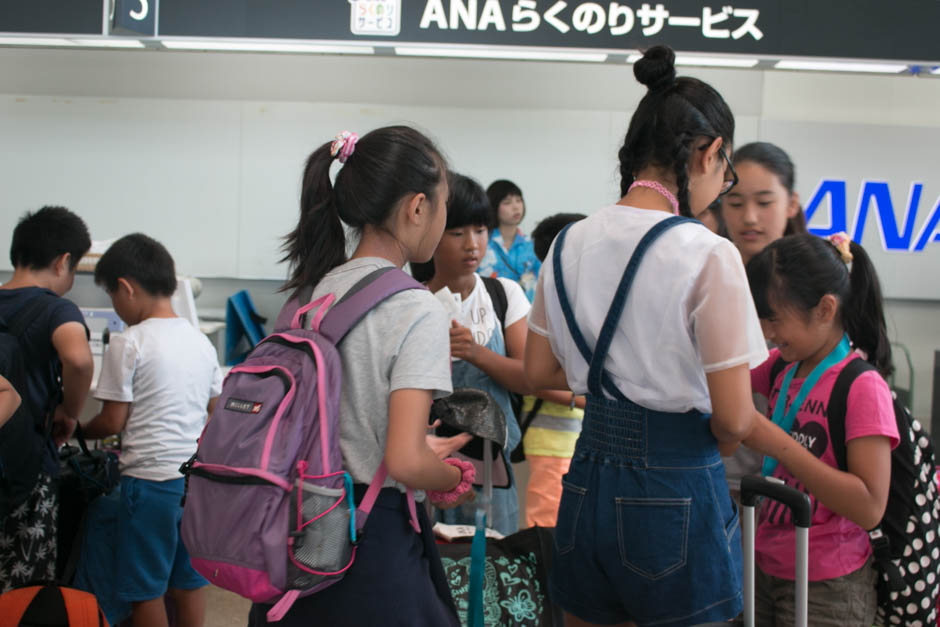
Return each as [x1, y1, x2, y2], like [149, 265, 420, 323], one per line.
[311, 257, 453, 497]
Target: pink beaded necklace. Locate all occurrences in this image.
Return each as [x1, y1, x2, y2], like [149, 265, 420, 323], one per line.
[628, 180, 679, 215]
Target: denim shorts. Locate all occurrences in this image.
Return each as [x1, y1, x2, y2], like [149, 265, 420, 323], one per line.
[549, 396, 743, 626]
[116, 476, 208, 602]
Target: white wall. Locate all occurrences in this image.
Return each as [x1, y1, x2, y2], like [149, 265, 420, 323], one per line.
[0, 48, 762, 279]
[1, 47, 938, 420]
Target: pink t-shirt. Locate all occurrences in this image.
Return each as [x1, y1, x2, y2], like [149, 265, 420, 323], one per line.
[752, 349, 898, 581]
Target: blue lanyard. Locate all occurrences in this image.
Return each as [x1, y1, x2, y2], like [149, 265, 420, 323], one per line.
[762, 334, 852, 476]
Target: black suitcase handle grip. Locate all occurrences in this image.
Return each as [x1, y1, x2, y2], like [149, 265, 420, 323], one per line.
[741, 476, 812, 528]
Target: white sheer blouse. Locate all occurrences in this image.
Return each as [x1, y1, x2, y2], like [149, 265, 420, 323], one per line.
[528, 204, 768, 414]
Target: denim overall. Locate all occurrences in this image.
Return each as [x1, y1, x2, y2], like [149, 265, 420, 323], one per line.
[548, 217, 743, 627]
[438, 319, 522, 536]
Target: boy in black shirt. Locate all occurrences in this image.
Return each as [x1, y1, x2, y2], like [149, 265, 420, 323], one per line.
[0, 206, 93, 591]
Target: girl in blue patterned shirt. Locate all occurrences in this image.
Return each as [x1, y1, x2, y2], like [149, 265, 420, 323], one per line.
[478, 180, 541, 302]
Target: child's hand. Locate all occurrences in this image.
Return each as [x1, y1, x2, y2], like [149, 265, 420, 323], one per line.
[449, 320, 478, 362]
[51, 404, 77, 447]
[431, 487, 475, 510]
[426, 431, 473, 459]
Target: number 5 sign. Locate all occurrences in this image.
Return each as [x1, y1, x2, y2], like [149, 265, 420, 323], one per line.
[111, 0, 156, 36]
[349, 0, 401, 36]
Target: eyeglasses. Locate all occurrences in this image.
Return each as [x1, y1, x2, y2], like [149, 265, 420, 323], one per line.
[718, 145, 738, 196]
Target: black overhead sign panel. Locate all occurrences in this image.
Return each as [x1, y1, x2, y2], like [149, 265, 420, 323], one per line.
[0, 0, 102, 34]
[3, 1, 940, 63]
[158, 0, 940, 63]
[112, 0, 157, 37]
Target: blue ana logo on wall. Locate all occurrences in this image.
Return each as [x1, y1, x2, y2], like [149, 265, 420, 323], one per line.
[806, 180, 940, 252]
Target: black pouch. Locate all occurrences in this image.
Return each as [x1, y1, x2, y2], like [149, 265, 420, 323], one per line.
[56, 425, 119, 582]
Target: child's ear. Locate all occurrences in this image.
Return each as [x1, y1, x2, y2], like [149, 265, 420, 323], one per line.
[117, 277, 135, 299]
[787, 191, 801, 219]
[54, 252, 71, 276]
[816, 294, 839, 323]
[404, 192, 428, 225]
[688, 137, 722, 178]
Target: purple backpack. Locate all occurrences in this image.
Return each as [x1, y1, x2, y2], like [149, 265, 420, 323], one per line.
[180, 267, 424, 621]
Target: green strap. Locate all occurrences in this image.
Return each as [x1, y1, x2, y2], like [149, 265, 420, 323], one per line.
[763, 334, 852, 476]
[467, 508, 487, 627]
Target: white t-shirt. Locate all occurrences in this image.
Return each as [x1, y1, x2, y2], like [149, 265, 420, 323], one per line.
[528, 205, 768, 414]
[95, 317, 222, 481]
[454, 275, 529, 352]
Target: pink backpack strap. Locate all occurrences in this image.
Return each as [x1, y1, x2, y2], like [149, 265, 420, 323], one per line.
[289, 293, 335, 332]
[267, 590, 301, 622]
[274, 267, 423, 335]
[405, 488, 420, 533]
[273, 285, 310, 333]
[356, 462, 421, 534]
[319, 268, 425, 344]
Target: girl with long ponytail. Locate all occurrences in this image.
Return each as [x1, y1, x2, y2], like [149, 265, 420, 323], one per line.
[251, 126, 469, 626]
[744, 233, 898, 624]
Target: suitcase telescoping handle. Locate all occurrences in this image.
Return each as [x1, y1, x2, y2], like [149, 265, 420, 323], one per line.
[740, 476, 812, 627]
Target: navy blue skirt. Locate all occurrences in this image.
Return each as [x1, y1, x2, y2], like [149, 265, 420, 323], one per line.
[248, 487, 459, 627]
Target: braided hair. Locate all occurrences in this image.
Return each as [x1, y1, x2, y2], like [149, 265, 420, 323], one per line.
[618, 46, 735, 217]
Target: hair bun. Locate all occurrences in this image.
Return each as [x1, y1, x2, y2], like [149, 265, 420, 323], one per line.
[634, 45, 676, 93]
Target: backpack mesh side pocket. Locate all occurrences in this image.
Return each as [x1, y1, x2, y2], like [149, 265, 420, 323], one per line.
[286, 479, 354, 590]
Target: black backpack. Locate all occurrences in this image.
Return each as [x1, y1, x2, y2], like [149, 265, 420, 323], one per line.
[829, 359, 940, 627]
[0, 296, 56, 519]
[770, 356, 940, 626]
[481, 277, 531, 463]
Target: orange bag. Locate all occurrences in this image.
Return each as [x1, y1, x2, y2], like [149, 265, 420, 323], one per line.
[0, 585, 108, 627]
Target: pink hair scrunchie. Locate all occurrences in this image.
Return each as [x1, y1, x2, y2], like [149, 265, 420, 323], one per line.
[827, 232, 854, 264]
[427, 458, 476, 506]
[330, 130, 358, 164]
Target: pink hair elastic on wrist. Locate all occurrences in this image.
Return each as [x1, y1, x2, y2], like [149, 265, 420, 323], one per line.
[427, 458, 475, 506]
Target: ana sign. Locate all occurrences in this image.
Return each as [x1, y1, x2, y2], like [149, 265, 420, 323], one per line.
[405, 0, 940, 62]
[806, 180, 940, 253]
[419, 1, 764, 41]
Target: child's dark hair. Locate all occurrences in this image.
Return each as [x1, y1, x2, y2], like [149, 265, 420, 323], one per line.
[746, 234, 892, 377]
[447, 172, 491, 230]
[733, 142, 807, 235]
[619, 46, 735, 217]
[10, 206, 90, 271]
[94, 233, 178, 297]
[486, 179, 524, 228]
[531, 213, 587, 262]
[706, 200, 730, 239]
[281, 125, 447, 294]
[410, 172, 489, 282]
